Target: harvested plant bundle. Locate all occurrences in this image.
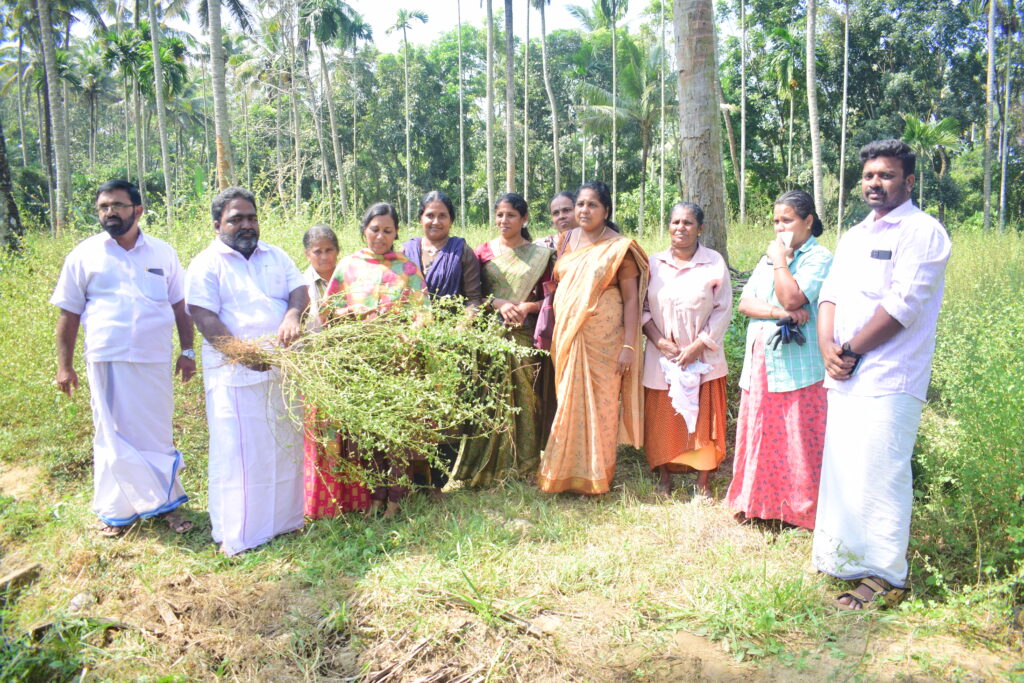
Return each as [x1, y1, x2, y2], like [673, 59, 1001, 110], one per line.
[218, 305, 541, 489]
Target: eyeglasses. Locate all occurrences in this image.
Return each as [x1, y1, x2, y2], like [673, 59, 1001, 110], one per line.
[96, 202, 135, 214]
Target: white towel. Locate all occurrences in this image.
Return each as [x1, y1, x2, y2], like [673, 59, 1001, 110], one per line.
[658, 357, 712, 432]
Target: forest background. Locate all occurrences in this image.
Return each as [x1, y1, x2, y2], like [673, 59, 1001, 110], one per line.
[1, 0, 1023, 679]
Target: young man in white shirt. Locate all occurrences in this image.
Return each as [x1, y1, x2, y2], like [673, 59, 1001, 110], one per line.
[51, 179, 196, 537]
[185, 186, 308, 556]
[813, 139, 951, 609]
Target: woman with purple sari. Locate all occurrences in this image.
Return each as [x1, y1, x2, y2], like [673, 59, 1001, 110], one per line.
[402, 191, 484, 493]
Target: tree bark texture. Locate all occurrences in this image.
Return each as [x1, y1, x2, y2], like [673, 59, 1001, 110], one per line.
[983, 0, 996, 231]
[539, 1, 560, 193]
[674, 0, 729, 263]
[0, 117, 24, 250]
[208, 0, 235, 189]
[37, 0, 71, 235]
[505, 0, 515, 192]
[149, 0, 173, 229]
[805, 0, 824, 222]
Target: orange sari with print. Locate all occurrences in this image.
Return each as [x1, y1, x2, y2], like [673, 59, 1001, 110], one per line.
[536, 234, 650, 494]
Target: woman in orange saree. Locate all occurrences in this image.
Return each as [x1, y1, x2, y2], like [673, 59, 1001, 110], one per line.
[536, 181, 650, 495]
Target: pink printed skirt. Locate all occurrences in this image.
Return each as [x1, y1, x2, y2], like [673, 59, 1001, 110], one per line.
[303, 410, 371, 518]
[726, 336, 827, 530]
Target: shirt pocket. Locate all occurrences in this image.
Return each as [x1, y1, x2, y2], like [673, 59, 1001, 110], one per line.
[139, 270, 169, 302]
[857, 250, 894, 300]
[259, 264, 289, 300]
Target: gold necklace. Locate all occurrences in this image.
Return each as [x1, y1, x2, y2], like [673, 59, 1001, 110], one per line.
[572, 225, 608, 251]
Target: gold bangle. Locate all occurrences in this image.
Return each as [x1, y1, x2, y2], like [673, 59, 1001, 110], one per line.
[774, 265, 787, 270]
[622, 344, 636, 352]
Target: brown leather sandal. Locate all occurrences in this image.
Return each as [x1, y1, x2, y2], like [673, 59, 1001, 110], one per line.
[836, 576, 907, 610]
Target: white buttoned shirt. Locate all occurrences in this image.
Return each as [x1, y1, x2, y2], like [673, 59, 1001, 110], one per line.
[819, 199, 951, 401]
[50, 231, 184, 363]
[185, 238, 306, 389]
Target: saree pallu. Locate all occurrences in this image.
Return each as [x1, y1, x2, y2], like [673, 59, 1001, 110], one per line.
[643, 377, 728, 473]
[537, 236, 649, 494]
[452, 242, 554, 487]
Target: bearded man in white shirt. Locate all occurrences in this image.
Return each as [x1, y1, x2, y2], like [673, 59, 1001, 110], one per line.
[51, 179, 197, 537]
[813, 139, 951, 609]
[185, 187, 309, 556]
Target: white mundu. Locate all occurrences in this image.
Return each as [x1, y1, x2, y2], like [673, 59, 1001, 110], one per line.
[50, 231, 188, 524]
[185, 238, 306, 556]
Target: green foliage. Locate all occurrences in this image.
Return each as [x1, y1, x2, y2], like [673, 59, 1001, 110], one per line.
[912, 232, 1024, 590]
[0, 619, 88, 682]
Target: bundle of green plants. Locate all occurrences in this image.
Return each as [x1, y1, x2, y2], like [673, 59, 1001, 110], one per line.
[218, 303, 540, 491]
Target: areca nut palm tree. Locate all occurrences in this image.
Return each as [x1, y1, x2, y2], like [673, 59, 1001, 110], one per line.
[36, 0, 71, 235]
[532, 0, 561, 194]
[202, 0, 252, 189]
[504, 0, 515, 192]
[900, 114, 959, 207]
[806, 0, 825, 221]
[388, 8, 427, 223]
[149, 0, 174, 228]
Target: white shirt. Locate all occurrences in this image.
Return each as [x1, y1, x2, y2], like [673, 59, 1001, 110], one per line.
[49, 231, 184, 363]
[185, 238, 306, 388]
[819, 199, 951, 401]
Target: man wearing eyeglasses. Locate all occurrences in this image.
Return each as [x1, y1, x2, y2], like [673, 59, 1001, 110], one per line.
[50, 179, 196, 538]
[185, 186, 308, 556]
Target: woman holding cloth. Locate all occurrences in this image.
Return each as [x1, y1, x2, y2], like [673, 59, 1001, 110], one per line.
[726, 189, 832, 529]
[536, 181, 649, 495]
[642, 202, 732, 498]
[323, 203, 427, 517]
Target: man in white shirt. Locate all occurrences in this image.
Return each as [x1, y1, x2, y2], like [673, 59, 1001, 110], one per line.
[813, 139, 951, 609]
[51, 179, 197, 537]
[185, 187, 308, 556]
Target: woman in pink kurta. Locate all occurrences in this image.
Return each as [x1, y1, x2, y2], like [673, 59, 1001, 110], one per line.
[641, 202, 732, 497]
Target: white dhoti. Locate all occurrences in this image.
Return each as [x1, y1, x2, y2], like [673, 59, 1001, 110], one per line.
[205, 372, 304, 556]
[812, 390, 923, 588]
[86, 361, 188, 526]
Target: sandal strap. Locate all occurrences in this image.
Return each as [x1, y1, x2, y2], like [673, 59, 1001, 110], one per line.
[859, 577, 891, 594]
[836, 591, 865, 610]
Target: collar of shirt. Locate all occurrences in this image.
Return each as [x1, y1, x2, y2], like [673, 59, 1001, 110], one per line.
[861, 198, 917, 231]
[100, 229, 148, 252]
[210, 236, 270, 259]
[792, 234, 819, 258]
[652, 244, 715, 271]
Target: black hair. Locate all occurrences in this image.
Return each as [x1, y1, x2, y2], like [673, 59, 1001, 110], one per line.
[575, 180, 620, 233]
[859, 138, 916, 177]
[774, 189, 824, 237]
[670, 201, 705, 226]
[361, 202, 400, 232]
[303, 223, 339, 251]
[95, 179, 141, 206]
[211, 186, 257, 222]
[418, 191, 456, 223]
[495, 192, 532, 241]
[550, 190, 576, 206]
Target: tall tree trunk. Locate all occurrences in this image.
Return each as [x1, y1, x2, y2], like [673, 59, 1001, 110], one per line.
[123, 77, 132, 181]
[403, 26, 413, 222]
[738, 0, 746, 226]
[983, 0, 996, 231]
[805, 0, 824, 220]
[208, 0, 235, 189]
[319, 42, 348, 218]
[539, 0, 560, 192]
[675, 0, 729, 262]
[998, 48, 1012, 233]
[659, 1, 666, 234]
[837, 0, 849, 234]
[37, 0, 71, 235]
[523, 3, 530, 201]
[457, 0, 466, 224]
[149, 0, 173, 229]
[290, 28, 302, 214]
[486, 0, 496, 223]
[787, 96, 794, 180]
[306, 63, 332, 219]
[0, 117, 24, 250]
[504, 0, 515, 191]
[275, 70, 286, 203]
[17, 29, 28, 166]
[37, 91, 55, 232]
[611, 11, 617, 217]
[243, 89, 251, 186]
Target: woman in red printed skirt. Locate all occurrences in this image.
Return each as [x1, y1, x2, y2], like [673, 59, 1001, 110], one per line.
[725, 190, 833, 529]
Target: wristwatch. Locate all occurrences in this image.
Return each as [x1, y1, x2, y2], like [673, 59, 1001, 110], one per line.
[180, 349, 196, 360]
[839, 342, 862, 359]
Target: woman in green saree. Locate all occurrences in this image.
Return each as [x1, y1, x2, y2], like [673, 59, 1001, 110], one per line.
[452, 193, 555, 486]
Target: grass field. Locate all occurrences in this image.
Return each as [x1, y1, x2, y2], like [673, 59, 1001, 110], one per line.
[1, 206, 1022, 681]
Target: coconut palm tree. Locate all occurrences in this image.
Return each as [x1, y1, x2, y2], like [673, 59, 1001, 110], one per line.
[504, 0, 515, 191]
[837, 0, 850, 233]
[203, 0, 252, 189]
[900, 114, 959, 208]
[36, 0, 71, 235]
[387, 8, 427, 222]
[148, 0, 174, 227]
[485, 0, 495, 222]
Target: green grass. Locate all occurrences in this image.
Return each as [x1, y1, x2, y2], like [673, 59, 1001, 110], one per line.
[0, 207, 1020, 680]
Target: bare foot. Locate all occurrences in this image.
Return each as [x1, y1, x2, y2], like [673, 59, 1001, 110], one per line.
[98, 522, 128, 538]
[382, 501, 400, 518]
[160, 509, 193, 534]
